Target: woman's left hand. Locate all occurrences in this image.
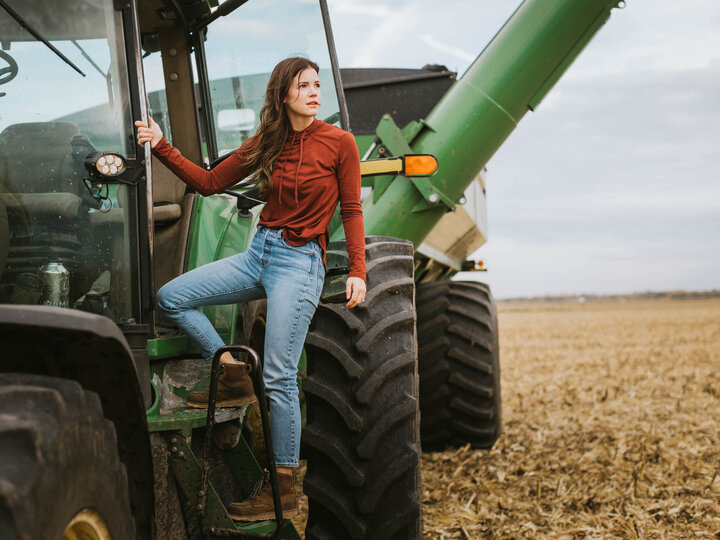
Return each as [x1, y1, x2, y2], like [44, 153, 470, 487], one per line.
[346, 277, 366, 308]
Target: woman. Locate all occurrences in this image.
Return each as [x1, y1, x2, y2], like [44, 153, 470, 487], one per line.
[135, 57, 366, 521]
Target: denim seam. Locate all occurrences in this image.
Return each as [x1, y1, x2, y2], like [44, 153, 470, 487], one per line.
[172, 285, 264, 310]
[280, 235, 316, 256]
[281, 259, 313, 464]
[176, 309, 215, 357]
[285, 261, 313, 361]
[288, 381, 296, 462]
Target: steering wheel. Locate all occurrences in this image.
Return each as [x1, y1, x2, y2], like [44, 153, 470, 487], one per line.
[0, 50, 19, 86]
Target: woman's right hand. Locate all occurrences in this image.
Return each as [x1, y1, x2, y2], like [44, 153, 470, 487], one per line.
[134, 116, 163, 149]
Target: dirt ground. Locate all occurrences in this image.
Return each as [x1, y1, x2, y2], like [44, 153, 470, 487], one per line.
[421, 298, 720, 539]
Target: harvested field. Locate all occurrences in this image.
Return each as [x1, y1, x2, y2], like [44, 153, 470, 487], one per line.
[422, 298, 720, 539]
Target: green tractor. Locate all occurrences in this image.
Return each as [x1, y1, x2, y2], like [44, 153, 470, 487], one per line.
[0, 0, 624, 538]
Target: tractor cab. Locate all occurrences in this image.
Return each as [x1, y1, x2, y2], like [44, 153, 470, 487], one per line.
[0, 0, 345, 339]
[0, 0, 142, 324]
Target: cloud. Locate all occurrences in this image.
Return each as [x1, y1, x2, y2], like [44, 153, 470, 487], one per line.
[474, 63, 720, 297]
[326, 0, 392, 17]
[420, 35, 475, 64]
[329, 0, 518, 73]
[327, 0, 720, 296]
[560, 0, 720, 78]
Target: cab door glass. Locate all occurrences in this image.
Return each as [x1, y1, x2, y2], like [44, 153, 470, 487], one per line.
[201, 0, 342, 157]
[0, 0, 138, 323]
[143, 50, 173, 145]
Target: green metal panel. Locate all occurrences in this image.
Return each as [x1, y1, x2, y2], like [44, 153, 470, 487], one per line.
[148, 407, 216, 432]
[149, 194, 261, 359]
[147, 335, 189, 359]
[164, 433, 237, 530]
[221, 435, 265, 496]
[354, 134, 376, 162]
[345, 0, 623, 247]
[163, 432, 301, 538]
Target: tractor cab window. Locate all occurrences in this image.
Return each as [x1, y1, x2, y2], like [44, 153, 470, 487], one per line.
[143, 50, 173, 145]
[0, 0, 138, 323]
[200, 0, 342, 158]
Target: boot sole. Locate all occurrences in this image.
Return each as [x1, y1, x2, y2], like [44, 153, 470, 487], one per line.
[186, 395, 257, 408]
[230, 508, 300, 522]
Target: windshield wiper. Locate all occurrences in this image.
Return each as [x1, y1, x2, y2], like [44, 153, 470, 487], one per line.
[0, 0, 86, 77]
[71, 40, 104, 78]
[71, 39, 114, 106]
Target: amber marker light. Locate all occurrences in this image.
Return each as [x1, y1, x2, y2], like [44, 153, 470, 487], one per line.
[404, 154, 438, 177]
[359, 154, 438, 178]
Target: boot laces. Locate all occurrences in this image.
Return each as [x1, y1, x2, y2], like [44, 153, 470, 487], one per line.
[248, 470, 271, 499]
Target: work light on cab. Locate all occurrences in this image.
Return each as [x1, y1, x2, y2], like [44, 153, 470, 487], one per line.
[84, 151, 127, 179]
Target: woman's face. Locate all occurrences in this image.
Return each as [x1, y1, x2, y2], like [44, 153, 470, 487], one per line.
[283, 67, 321, 119]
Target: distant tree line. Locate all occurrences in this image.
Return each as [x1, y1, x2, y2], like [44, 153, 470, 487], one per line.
[500, 290, 720, 303]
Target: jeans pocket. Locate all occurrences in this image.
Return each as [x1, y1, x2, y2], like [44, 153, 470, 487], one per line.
[280, 235, 316, 257]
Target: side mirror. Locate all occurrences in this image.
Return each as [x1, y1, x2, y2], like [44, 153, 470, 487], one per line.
[360, 154, 438, 177]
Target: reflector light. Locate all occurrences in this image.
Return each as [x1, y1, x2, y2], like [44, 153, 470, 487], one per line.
[359, 154, 438, 178]
[404, 154, 438, 176]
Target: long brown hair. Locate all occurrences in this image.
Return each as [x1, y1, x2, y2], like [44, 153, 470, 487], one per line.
[241, 57, 320, 197]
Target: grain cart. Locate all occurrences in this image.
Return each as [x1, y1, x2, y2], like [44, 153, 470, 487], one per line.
[0, 0, 624, 538]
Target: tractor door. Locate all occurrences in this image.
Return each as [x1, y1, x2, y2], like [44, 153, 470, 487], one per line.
[0, 0, 152, 326]
[136, 0, 350, 343]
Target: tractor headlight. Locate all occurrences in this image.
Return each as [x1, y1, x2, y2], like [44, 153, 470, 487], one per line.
[85, 151, 126, 179]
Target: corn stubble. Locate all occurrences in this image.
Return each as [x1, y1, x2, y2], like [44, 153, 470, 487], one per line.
[422, 298, 720, 539]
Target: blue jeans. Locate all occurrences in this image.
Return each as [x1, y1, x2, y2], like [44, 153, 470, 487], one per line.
[157, 225, 325, 467]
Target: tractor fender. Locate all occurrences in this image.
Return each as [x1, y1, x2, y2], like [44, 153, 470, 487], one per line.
[0, 305, 154, 539]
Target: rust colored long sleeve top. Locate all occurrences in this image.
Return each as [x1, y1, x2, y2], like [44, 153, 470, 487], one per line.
[152, 119, 366, 281]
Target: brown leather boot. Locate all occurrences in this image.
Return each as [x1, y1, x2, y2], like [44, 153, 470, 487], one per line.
[228, 471, 300, 521]
[186, 362, 257, 408]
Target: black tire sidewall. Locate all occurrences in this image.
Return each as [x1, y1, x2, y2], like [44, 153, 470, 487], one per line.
[36, 421, 133, 538]
[0, 377, 134, 540]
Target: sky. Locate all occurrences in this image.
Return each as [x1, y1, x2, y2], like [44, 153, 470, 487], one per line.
[327, 0, 720, 299]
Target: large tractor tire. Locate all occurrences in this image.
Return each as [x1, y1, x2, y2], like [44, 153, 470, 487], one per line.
[416, 280, 501, 450]
[303, 237, 422, 540]
[0, 374, 134, 540]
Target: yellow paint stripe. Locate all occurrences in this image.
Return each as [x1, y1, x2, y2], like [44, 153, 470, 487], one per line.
[360, 158, 403, 176]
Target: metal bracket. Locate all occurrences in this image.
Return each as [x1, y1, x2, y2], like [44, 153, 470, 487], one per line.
[374, 114, 454, 212]
[199, 345, 297, 539]
[162, 343, 300, 538]
[409, 177, 456, 213]
[163, 432, 237, 532]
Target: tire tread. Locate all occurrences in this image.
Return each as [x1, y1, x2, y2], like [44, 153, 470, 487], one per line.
[416, 280, 502, 450]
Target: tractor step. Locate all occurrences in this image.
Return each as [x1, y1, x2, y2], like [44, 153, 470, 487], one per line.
[200, 345, 291, 539]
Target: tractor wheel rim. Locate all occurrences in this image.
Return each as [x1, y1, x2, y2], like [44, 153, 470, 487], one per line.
[62, 508, 112, 540]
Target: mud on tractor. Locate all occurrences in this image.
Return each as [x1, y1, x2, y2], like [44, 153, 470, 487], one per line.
[0, 0, 624, 538]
